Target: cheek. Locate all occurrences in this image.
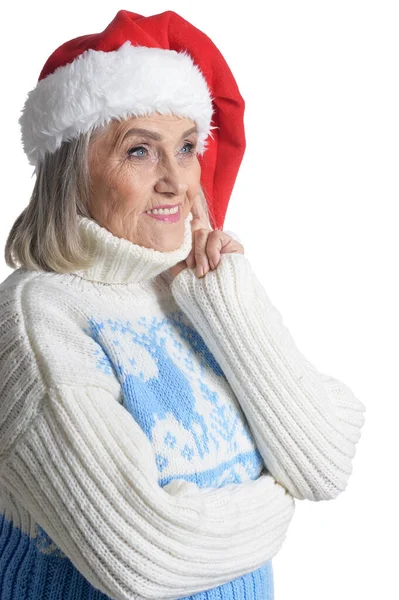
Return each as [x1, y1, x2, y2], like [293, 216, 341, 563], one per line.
[190, 157, 201, 181]
[104, 161, 138, 195]
[188, 160, 202, 193]
[107, 168, 152, 215]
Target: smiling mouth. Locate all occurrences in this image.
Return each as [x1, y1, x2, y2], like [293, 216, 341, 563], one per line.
[143, 202, 182, 214]
[143, 205, 182, 222]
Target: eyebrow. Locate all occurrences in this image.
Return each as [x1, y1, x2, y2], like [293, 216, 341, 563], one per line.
[120, 125, 198, 143]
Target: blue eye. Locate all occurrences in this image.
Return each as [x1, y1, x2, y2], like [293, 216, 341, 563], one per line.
[127, 142, 196, 158]
[128, 146, 146, 157]
[181, 142, 196, 154]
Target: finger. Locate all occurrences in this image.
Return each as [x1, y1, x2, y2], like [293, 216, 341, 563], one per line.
[190, 193, 209, 230]
[190, 193, 202, 215]
[193, 228, 211, 277]
[220, 238, 245, 255]
[185, 247, 196, 269]
[206, 231, 243, 269]
[192, 231, 244, 276]
[204, 230, 223, 270]
[190, 215, 205, 234]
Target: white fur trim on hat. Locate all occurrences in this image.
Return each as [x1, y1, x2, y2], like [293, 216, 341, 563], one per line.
[19, 41, 216, 168]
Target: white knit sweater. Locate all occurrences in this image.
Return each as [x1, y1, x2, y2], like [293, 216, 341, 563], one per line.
[0, 211, 365, 600]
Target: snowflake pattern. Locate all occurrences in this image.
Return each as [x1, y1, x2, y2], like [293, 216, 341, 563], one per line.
[84, 309, 264, 489]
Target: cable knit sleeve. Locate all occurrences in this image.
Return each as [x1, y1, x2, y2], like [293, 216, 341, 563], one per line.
[170, 253, 366, 502]
[0, 277, 295, 600]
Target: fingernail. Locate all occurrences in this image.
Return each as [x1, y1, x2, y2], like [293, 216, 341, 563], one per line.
[197, 265, 204, 278]
[209, 260, 215, 270]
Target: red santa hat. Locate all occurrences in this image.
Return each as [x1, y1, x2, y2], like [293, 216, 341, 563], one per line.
[18, 9, 246, 230]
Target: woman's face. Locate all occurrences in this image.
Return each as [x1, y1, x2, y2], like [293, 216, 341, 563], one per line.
[88, 113, 201, 251]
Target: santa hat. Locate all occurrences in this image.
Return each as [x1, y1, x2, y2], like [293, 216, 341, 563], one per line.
[18, 9, 246, 230]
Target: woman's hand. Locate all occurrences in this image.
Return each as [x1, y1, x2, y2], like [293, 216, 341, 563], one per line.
[168, 194, 245, 280]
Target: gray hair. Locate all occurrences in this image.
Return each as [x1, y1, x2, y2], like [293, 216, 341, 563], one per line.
[4, 123, 214, 274]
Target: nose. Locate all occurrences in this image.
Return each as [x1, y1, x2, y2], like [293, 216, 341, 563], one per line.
[154, 155, 188, 198]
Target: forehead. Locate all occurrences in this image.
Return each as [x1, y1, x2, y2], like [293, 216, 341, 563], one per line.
[92, 114, 198, 154]
[111, 113, 196, 138]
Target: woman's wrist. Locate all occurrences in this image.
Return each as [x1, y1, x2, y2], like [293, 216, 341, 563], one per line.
[168, 260, 189, 279]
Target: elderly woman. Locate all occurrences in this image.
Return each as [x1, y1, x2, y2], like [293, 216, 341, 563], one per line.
[0, 9, 365, 600]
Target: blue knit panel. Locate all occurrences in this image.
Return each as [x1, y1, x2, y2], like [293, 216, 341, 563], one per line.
[0, 513, 109, 599]
[84, 310, 265, 489]
[0, 513, 273, 599]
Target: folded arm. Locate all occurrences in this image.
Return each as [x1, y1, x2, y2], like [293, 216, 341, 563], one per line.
[170, 253, 366, 502]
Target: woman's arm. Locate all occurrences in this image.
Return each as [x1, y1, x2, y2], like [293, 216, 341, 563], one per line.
[0, 283, 294, 600]
[170, 252, 366, 502]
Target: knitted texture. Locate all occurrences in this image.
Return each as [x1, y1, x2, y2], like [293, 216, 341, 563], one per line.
[0, 212, 365, 599]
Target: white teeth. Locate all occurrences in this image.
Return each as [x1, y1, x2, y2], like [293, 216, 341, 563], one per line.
[146, 206, 179, 215]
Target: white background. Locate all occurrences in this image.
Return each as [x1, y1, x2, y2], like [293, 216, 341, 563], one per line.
[1, 1, 397, 598]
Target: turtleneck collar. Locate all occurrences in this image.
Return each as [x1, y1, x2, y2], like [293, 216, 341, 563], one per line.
[72, 212, 193, 285]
